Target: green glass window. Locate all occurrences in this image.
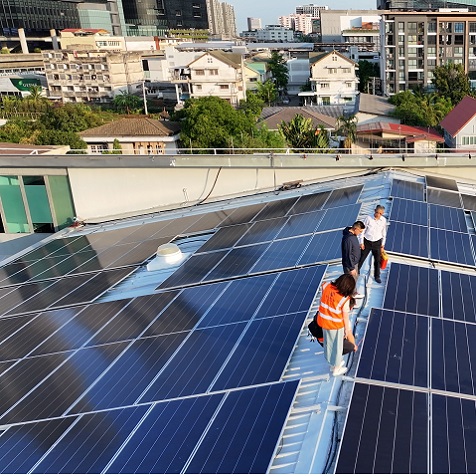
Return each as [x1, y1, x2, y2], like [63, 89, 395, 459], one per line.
[0, 176, 30, 233]
[23, 175, 54, 233]
[48, 175, 75, 230]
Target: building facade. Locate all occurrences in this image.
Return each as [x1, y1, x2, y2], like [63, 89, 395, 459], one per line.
[279, 14, 313, 35]
[381, 10, 476, 95]
[255, 26, 295, 42]
[377, 0, 476, 11]
[247, 17, 262, 31]
[207, 0, 236, 38]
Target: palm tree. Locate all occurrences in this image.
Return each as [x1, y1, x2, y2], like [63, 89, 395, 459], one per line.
[279, 114, 318, 150]
[336, 114, 358, 151]
[113, 91, 143, 114]
[256, 80, 278, 107]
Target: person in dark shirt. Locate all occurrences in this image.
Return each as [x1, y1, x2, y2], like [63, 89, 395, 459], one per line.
[341, 221, 365, 278]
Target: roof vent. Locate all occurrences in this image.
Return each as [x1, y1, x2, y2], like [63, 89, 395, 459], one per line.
[147, 243, 183, 271]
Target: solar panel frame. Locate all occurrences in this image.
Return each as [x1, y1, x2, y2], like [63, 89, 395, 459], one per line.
[385, 222, 429, 258]
[429, 228, 475, 266]
[389, 197, 428, 226]
[441, 270, 476, 323]
[429, 203, 467, 232]
[390, 179, 425, 201]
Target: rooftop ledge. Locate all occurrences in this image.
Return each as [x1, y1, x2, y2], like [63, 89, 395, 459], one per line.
[0, 150, 475, 169]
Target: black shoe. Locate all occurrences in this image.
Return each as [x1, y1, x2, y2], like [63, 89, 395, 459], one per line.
[375, 277, 382, 284]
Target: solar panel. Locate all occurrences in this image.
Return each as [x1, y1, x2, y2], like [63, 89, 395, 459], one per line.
[425, 175, 459, 191]
[383, 263, 439, 316]
[211, 311, 308, 391]
[432, 394, 476, 473]
[184, 381, 298, 474]
[385, 222, 429, 258]
[389, 197, 428, 226]
[390, 179, 425, 201]
[288, 191, 330, 215]
[429, 228, 475, 266]
[0, 342, 129, 426]
[324, 185, 362, 208]
[431, 318, 476, 396]
[235, 216, 289, 246]
[298, 230, 342, 265]
[335, 383, 428, 473]
[274, 210, 324, 240]
[196, 223, 252, 253]
[218, 203, 266, 227]
[441, 270, 476, 323]
[250, 236, 311, 274]
[69, 333, 189, 413]
[357, 309, 429, 387]
[429, 203, 467, 232]
[252, 196, 299, 221]
[427, 187, 462, 207]
[316, 203, 361, 231]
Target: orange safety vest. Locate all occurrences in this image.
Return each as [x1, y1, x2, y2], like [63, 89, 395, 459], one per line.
[317, 282, 350, 331]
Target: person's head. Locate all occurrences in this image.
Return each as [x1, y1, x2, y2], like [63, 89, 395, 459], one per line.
[351, 220, 365, 235]
[332, 274, 356, 297]
[374, 205, 385, 219]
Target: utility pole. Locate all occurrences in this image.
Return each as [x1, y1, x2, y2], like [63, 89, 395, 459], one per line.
[142, 80, 148, 115]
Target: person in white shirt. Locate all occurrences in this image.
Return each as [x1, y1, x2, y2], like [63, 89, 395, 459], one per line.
[358, 205, 387, 283]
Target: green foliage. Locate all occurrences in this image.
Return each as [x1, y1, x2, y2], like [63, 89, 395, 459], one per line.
[102, 138, 122, 154]
[235, 124, 286, 150]
[432, 63, 472, 106]
[113, 91, 144, 114]
[279, 114, 319, 150]
[0, 48, 10, 54]
[336, 114, 358, 149]
[315, 125, 331, 152]
[268, 51, 289, 92]
[238, 92, 264, 120]
[256, 80, 278, 106]
[357, 60, 380, 93]
[42, 103, 113, 132]
[390, 90, 453, 127]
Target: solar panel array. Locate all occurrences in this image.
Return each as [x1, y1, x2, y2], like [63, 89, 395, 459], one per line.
[0, 184, 364, 474]
[336, 261, 476, 473]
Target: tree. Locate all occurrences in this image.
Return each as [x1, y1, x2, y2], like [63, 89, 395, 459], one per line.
[357, 60, 380, 93]
[113, 91, 143, 114]
[268, 51, 289, 94]
[238, 92, 264, 121]
[256, 80, 278, 106]
[432, 63, 472, 106]
[279, 114, 319, 150]
[336, 114, 358, 150]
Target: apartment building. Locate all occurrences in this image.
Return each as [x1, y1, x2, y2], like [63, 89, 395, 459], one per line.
[279, 14, 314, 35]
[381, 10, 476, 95]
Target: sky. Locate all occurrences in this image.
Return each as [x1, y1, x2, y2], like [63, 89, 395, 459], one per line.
[233, 0, 377, 32]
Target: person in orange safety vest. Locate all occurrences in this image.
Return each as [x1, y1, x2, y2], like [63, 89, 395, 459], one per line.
[317, 274, 356, 376]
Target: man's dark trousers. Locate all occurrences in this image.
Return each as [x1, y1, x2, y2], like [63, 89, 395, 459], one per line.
[358, 238, 382, 279]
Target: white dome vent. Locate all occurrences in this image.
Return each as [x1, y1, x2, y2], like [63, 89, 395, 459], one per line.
[147, 243, 183, 271]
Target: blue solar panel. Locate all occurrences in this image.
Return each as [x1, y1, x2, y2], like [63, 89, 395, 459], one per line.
[430, 228, 475, 265]
[275, 210, 324, 240]
[235, 216, 289, 245]
[336, 383, 428, 474]
[254, 265, 326, 318]
[441, 270, 476, 323]
[288, 191, 330, 214]
[212, 311, 307, 391]
[385, 222, 429, 258]
[298, 230, 342, 265]
[357, 309, 428, 387]
[390, 179, 425, 201]
[105, 394, 223, 474]
[324, 185, 362, 208]
[185, 381, 299, 474]
[432, 394, 476, 473]
[432, 318, 476, 396]
[383, 263, 439, 316]
[32, 406, 151, 474]
[389, 197, 428, 226]
[316, 203, 361, 231]
[138, 322, 247, 402]
[250, 235, 311, 273]
[70, 333, 189, 413]
[427, 187, 462, 207]
[196, 223, 252, 253]
[429, 203, 467, 232]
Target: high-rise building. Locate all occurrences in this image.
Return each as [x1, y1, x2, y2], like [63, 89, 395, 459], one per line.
[295, 4, 328, 18]
[380, 10, 476, 95]
[279, 14, 313, 35]
[122, 0, 209, 36]
[247, 17, 262, 31]
[377, 0, 476, 10]
[207, 0, 236, 38]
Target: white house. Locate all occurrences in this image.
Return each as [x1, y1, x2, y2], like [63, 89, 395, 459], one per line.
[186, 50, 246, 105]
[299, 50, 359, 106]
[440, 96, 476, 150]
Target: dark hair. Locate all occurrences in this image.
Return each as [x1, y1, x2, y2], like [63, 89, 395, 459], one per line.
[352, 220, 365, 230]
[332, 274, 356, 297]
[349, 297, 356, 309]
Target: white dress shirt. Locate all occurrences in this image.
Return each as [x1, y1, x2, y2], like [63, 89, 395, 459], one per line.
[359, 214, 387, 245]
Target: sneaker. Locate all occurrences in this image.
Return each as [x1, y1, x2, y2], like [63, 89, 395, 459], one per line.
[375, 277, 382, 284]
[332, 366, 348, 377]
[354, 293, 365, 299]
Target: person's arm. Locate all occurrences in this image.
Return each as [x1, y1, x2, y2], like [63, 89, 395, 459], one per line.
[381, 217, 387, 249]
[343, 308, 358, 351]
